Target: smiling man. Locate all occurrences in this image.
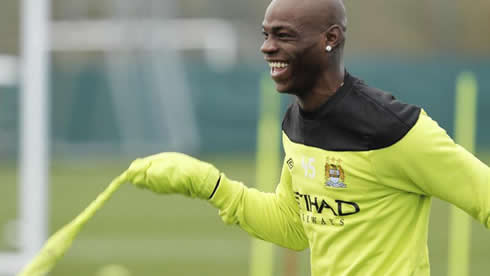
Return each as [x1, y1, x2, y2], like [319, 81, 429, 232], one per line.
[262, 0, 346, 108]
[126, 0, 490, 275]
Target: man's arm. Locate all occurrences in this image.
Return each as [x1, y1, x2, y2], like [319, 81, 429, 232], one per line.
[126, 152, 309, 250]
[372, 111, 490, 228]
[209, 159, 309, 251]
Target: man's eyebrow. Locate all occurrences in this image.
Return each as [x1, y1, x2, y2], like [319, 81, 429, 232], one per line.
[262, 25, 297, 33]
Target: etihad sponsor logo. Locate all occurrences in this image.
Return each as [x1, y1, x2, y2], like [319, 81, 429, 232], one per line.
[295, 192, 360, 227]
[301, 213, 345, 227]
[294, 192, 360, 216]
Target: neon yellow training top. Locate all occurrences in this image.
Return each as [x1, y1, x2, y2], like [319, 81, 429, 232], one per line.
[209, 72, 489, 275]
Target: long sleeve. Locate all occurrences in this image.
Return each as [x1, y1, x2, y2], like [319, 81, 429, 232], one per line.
[208, 159, 309, 251]
[372, 110, 490, 228]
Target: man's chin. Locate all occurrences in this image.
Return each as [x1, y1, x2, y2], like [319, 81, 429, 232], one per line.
[274, 82, 293, 94]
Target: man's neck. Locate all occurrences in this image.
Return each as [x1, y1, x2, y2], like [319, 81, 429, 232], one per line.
[297, 66, 345, 112]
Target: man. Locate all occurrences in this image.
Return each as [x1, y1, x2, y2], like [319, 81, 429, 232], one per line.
[126, 0, 490, 275]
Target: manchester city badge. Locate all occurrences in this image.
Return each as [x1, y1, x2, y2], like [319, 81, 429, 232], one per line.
[325, 157, 346, 188]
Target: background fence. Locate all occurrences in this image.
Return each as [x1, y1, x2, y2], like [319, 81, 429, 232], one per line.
[2, 57, 490, 155]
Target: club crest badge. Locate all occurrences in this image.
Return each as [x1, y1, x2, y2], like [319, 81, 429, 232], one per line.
[325, 157, 346, 188]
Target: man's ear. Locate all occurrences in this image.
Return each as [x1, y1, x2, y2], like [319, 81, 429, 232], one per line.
[324, 24, 344, 49]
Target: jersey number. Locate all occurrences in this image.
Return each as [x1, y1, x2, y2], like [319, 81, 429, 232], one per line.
[301, 157, 316, 178]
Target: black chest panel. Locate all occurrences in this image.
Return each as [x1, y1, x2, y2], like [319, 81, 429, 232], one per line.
[282, 72, 421, 151]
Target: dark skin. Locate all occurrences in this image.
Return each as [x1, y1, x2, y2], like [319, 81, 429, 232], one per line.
[261, 0, 347, 111]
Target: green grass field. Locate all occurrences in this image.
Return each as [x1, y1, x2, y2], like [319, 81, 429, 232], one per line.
[1, 153, 489, 276]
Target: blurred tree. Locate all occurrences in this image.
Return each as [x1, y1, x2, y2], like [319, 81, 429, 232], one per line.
[0, 0, 19, 55]
[459, 0, 490, 55]
[1, 1, 489, 57]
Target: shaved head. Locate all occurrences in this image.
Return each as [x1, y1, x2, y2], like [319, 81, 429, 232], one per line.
[267, 0, 347, 31]
[324, 0, 347, 30]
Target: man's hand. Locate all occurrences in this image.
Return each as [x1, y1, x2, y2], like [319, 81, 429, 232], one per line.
[126, 152, 221, 199]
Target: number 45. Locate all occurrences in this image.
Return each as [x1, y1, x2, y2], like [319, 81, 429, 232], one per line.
[301, 157, 316, 178]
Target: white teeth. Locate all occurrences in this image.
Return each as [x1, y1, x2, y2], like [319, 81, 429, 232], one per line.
[268, 62, 288, 69]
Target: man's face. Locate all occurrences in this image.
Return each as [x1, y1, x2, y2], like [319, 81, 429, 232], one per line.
[261, 0, 326, 95]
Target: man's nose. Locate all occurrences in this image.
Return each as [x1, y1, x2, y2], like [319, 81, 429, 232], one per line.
[260, 38, 279, 54]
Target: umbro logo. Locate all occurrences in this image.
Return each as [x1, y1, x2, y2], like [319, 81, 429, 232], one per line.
[287, 158, 294, 170]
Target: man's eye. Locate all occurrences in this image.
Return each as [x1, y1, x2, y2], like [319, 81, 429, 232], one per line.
[277, 33, 291, 38]
[262, 32, 269, 39]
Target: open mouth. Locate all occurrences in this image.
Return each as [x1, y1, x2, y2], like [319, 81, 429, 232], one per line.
[268, 61, 289, 77]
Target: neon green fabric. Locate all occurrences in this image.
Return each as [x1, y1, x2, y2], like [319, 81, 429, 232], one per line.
[127, 152, 220, 199]
[209, 110, 489, 275]
[18, 173, 128, 276]
[209, 167, 309, 251]
[125, 112, 488, 275]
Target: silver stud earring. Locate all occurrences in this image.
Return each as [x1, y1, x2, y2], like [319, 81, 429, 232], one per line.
[326, 45, 332, 52]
